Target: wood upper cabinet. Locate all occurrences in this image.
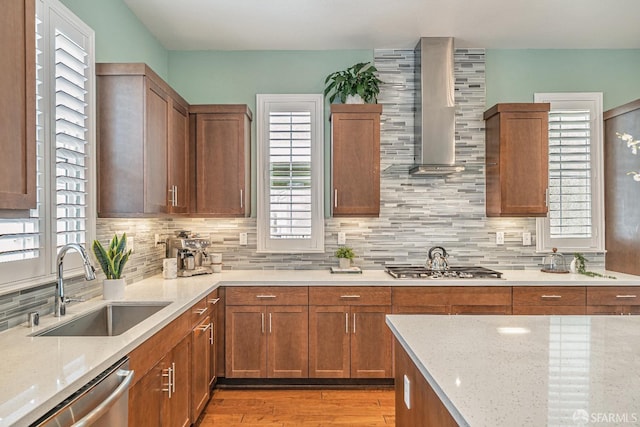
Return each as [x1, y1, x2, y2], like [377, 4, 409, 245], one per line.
[190, 105, 252, 216]
[96, 63, 189, 217]
[0, 0, 36, 210]
[484, 103, 550, 217]
[309, 287, 392, 379]
[393, 287, 512, 315]
[586, 286, 640, 315]
[331, 104, 382, 217]
[225, 287, 308, 378]
[512, 286, 586, 315]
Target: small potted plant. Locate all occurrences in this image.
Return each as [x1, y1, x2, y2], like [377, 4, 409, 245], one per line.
[92, 233, 132, 300]
[324, 62, 383, 104]
[335, 246, 355, 269]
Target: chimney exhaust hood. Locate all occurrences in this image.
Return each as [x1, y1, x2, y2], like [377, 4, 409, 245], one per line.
[410, 37, 464, 176]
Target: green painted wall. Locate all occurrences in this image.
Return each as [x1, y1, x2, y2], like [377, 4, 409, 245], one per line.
[486, 49, 640, 111]
[61, 0, 169, 79]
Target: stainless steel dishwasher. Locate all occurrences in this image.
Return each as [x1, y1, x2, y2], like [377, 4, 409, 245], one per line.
[31, 357, 134, 426]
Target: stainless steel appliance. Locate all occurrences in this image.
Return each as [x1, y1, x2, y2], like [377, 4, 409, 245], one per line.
[166, 232, 213, 277]
[32, 357, 134, 426]
[385, 265, 503, 279]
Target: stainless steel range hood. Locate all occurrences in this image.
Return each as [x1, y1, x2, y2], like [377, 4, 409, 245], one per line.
[410, 37, 464, 176]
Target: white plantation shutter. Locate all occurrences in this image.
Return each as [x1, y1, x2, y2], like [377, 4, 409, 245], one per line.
[0, 0, 95, 289]
[535, 93, 604, 252]
[257, 95, 324, 253]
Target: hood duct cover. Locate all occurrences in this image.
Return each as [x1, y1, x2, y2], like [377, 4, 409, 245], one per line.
[411, 37, 464, 176]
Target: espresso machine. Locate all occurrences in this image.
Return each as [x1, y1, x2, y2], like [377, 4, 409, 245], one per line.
[166, 232, 213, 277]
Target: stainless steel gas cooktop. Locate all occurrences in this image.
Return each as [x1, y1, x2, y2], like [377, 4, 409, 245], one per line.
[385, 265, 503, 279]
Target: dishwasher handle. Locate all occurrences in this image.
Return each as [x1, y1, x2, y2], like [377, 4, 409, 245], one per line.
[71, 368, 135, 427]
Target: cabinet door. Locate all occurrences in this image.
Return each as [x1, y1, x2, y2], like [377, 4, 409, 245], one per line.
[207, 292, 220, 387]
[309, 305, 350, 378]
[128, 361, 164, 426]
[166, 335, 191, 427]
[191, 317, 211, 421]
[267, 305, 308, 378]
[225, 306, 267, 378]
[350, 306, 392, 378]
[196, 113, 246, 216]
[0, 0, 35, 209]
[168, 99, 189, 213]
[144, 79, 169, 214]
[331, 106, 381, 216]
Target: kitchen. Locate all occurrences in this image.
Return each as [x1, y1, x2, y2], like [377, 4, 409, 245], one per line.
[1, 0, 640, 426]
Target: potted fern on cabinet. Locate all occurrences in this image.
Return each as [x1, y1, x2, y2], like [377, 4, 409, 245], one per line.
[92, 233, 132, 300]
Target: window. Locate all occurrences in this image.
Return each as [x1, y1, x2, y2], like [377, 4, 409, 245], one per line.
[535, 93, 604, 252]
[0, 0, 95, 290]
[256, 94, 324, 253]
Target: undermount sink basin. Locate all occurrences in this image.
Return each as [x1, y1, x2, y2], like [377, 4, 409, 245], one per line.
[34, 301, 171, 337]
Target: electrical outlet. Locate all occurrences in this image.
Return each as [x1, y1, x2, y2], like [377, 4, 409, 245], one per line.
[239, 232, 248, 246]
[496, 231, 505, 245]
[522, 232, 532, 246]
[337, 232, 346, 245]
[403, 375, 411, 410]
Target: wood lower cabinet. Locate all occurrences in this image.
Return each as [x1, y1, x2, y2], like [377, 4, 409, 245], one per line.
[225, 286, 309, 378]
[191, 296, 211, 422]
[190, 105, 252, 216]
[331, 104, 382, 217]
[0, 0, 36, 210]
[166, 335, 191, 427]
[484, 103, 550, 217]
[309, 287, 392, 379]
[96, 63, 189, 217]
[587, 286, 640, 315]
[393, 287, 512, 315]
[207, 290, 221, 387]
[512, 286, 586, 315]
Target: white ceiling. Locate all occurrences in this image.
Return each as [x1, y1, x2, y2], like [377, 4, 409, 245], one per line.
[123, 0, 640, 51]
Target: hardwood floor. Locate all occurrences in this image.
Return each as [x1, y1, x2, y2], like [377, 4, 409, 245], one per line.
[198, 388, 395, 426]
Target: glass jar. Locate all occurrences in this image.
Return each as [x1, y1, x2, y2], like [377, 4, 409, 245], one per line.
[541, 248, 569, 273]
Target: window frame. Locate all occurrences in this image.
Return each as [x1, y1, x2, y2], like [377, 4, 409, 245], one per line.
[534, 92, 604, 253]
[0, 0, 96, 293]
[256, 94, 325, 253]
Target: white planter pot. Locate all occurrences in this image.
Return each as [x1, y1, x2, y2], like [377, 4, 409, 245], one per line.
[103, 278, 126, 300]
[339, 258, 351, 269]
[345, 94, 364, 104]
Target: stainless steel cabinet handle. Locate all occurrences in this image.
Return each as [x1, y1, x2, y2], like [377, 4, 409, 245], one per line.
[209, 322, 214, 344]
[345, 312, 349, 334]
[256, 295, 277, 299]
[71, 369, 135, 427]
[541, 295, 562, 299]
[174, 185, 178, 206]
[171, 362, 176, 393]
[194, 307, 208, 315]
[240, 189, 243, 209]
[162, 366, 173, 398]
[197, 322, 211, 332]
[269, 313, 272, 334]
[261, 312, 265, 334]
[616, 295, 637, 298]
[340, 295, 361, 299]
[334, 189, 338, 208]
[544, 188, 549, 207]
[168, 187, 174, 206]
[353, 313, 356, 334]
[209, 298, 220, 305]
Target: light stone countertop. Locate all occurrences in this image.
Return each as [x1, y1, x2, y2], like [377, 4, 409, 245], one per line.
[1, 268, 639, 426]
[386, 314, 640, 426]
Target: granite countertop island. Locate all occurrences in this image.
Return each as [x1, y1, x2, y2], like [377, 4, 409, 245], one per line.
[386, 314, 640, 426]
[1, 268, 639, 426]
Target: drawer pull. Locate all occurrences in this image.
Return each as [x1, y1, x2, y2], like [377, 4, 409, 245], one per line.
[340, 295, 361, 299]
[256, 295, 277, 299]
[197, 322, 211, 332]
[616, 295, 637, 299]
[345, 312, 349, 334]
[208, 298, 220, 305]
[541, 295, 562, 299]
[194, 307, 208, 315]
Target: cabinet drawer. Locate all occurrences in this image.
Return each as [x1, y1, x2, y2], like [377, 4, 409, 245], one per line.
[393, 287, 511, 307]
[586, 287, 640, 306]
[225, 286, 308, 306]
[191, 296, 209, 326]
[513, 286, 585, 306]
[393, 287, 449, 306]
[309, 286, 391, 306]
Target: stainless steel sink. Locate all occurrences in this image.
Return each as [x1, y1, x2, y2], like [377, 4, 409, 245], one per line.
[34, 302, 171, 337]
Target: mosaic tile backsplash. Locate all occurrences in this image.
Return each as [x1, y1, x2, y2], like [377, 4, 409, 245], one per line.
[0, 48, 604, 331]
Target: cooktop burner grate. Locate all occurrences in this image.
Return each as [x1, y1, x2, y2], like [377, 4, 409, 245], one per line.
[385, 265, 503, 279]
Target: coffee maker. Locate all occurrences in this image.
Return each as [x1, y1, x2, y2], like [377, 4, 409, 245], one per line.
[166, 231, 213, 277]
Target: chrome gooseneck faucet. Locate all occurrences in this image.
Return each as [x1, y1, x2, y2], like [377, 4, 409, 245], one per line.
[55, 243, 96, 317]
